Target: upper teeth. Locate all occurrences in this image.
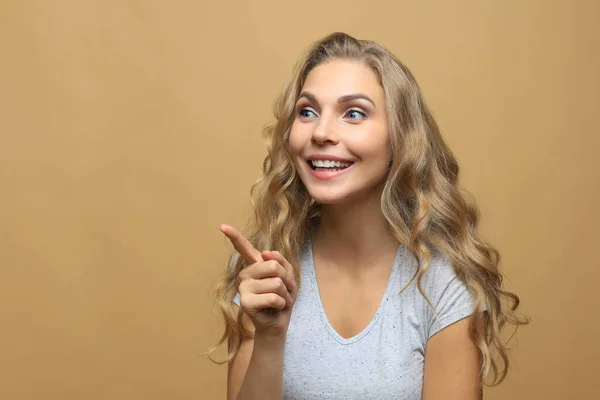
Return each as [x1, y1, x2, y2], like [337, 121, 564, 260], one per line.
[310, 160, 352, 168]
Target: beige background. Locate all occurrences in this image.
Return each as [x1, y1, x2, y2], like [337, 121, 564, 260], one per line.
[1, 1, 598, 399]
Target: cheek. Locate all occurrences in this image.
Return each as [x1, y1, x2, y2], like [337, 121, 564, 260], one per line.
[288, 124, 311, 163]
[287, 129, 306, 171]
[348, 133, 391, 164]
[287, 124, 302, 153]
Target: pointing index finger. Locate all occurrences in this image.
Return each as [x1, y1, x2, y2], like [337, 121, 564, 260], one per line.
[219, 224, 262, 264]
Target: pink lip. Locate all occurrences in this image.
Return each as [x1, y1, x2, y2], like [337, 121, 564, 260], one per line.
[306, 161, 355, 180]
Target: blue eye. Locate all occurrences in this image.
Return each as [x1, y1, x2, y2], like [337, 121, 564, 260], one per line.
[298, 108, 317, 118]
[346, 109, 367, 120]
[296, 107, 367, 120]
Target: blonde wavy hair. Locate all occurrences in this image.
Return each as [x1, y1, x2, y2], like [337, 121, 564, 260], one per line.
[204, 32, 529, 386]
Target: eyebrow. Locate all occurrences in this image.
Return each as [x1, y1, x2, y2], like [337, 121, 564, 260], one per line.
[297, 91, 376, 108]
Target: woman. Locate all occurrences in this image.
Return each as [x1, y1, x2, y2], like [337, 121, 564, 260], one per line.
[205, 32, 529, 399]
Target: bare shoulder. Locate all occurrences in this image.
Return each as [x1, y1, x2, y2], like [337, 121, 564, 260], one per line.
[227, 303, 255, 400]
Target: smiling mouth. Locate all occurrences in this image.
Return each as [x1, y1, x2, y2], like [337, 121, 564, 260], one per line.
[306, 160, 354, 172]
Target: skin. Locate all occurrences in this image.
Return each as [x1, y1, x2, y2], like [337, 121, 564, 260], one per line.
[288, 59, 399, 275]
[224, 59, 481, 399]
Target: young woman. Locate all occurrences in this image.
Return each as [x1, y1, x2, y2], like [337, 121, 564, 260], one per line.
[205, 32, 529, 399]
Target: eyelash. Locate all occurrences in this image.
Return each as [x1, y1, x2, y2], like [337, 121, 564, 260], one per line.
[296, 107, 368, 120]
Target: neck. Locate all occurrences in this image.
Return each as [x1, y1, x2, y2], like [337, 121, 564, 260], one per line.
[311, 185, 399, 272]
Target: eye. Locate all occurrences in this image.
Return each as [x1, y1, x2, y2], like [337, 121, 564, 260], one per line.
[298, 108, 317, 118]
[345, 109, 367, 121]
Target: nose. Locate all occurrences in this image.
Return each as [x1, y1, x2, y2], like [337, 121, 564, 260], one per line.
[311, 114, 339, 146]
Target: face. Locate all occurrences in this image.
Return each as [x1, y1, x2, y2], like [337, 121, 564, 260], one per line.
[288, 59, 391, 205]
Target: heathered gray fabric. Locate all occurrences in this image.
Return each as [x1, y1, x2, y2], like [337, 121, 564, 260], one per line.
[232, 235, 476, 399]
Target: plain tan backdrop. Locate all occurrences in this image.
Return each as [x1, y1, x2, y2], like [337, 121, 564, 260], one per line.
[1, 1, 598, 399]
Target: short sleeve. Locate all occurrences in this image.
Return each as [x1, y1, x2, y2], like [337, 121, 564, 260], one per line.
[230, 252, 241, 306]
[423, 253, 476, 340]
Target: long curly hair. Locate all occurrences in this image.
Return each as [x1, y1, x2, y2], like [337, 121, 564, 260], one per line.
[203, 32, 529, 386]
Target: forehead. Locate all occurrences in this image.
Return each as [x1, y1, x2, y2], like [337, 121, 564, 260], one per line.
[301, 59, 384, 104]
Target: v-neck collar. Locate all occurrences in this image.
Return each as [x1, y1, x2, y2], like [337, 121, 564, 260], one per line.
[306, 234, 404, 345]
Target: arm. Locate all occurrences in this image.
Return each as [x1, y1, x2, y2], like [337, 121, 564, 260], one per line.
[227, 303, 285, 400]
[222, 225, 296, 400]
[422, 316, 483, 400]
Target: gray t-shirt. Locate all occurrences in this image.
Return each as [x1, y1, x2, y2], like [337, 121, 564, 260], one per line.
[232, 235, 476, 399]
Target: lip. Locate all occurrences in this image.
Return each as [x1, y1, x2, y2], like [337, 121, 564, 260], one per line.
[306, 160, 355, 180]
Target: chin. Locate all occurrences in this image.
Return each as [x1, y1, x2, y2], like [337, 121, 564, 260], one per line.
[306, 188, 352, 205]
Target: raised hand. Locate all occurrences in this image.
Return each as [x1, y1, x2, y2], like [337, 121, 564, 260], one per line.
[220, 224, 298, 338]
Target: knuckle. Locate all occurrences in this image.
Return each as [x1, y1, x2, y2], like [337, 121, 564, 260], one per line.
[274, 277, 285, 290]
[239, 292, 248, 307]
[265, 260, 279, 273]
[237, 270, 247, 282]
[268, 293, 280, 305]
